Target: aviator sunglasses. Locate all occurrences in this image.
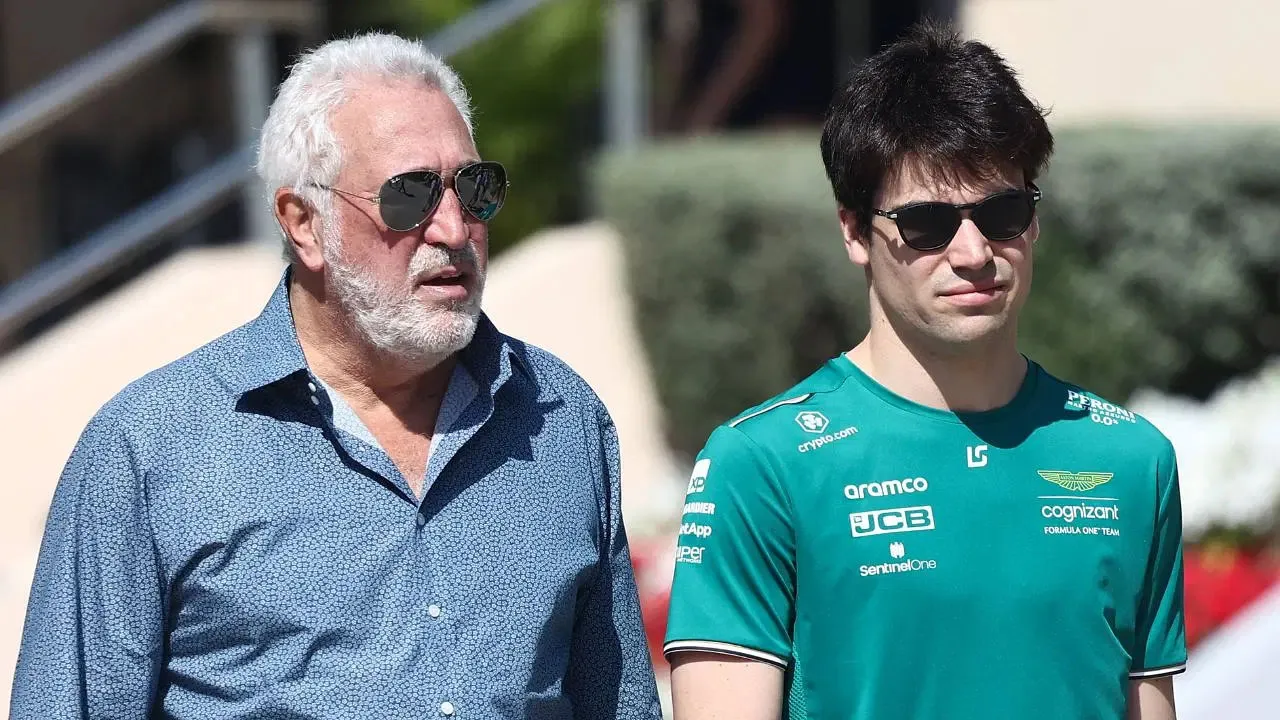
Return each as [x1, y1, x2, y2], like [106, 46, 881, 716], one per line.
[320, 161, 509, 231]
[873, 183, 1042, 252]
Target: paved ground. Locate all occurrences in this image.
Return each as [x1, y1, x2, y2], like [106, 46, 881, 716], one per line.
[0, 224, 681, 713]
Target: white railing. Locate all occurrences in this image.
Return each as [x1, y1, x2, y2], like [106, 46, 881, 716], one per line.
[0, 0, 318, 344]
[0, 0, 652, 348]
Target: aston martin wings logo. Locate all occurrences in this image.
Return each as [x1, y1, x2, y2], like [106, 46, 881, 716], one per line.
[1037, 470, 1115, 492]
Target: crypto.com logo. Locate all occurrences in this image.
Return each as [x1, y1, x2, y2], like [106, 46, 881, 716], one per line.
[795, 411, 829, 434]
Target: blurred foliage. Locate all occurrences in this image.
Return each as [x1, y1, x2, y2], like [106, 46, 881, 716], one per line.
[595, 127, 1280, 460]
[336, 0, 606, 254]
[595, 133, 868, 459]
[1026, 126, 1280, 400]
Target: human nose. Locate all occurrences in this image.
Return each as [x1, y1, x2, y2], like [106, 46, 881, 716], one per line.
[946, 216, 995, 270]
[422, 184, 470, 250]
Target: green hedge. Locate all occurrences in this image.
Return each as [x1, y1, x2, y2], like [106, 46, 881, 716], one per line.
[594, 127, 1280, 460]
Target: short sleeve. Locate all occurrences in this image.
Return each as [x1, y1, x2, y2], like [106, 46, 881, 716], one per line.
[663, 424, 795, 667]
[1130, 441, 1188, 678]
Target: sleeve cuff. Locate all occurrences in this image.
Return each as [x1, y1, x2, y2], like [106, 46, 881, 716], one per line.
[1129, 663, 1186, 678]
[663, 640, 789, 669]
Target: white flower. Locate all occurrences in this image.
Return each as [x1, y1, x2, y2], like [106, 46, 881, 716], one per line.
[1129, 361, 1280, 539]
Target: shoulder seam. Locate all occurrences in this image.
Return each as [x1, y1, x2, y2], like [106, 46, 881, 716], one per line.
[728, 394, 813, 428]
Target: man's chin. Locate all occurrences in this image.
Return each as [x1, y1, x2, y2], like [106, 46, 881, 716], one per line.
[932, 313, 1014, 345]
[419, 309, 482, 354]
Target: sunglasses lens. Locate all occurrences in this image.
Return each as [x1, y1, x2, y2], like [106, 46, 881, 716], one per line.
[894, 203, 963, 251]
[379, 172, 444, 231]
[972, 191, 1035, 240]
[456, 162, 507, 221]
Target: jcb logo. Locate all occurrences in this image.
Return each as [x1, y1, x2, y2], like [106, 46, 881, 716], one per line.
[850, 506, 935, 538]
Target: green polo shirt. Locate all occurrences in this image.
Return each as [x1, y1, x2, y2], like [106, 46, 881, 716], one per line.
[664, 355, 1186, 720]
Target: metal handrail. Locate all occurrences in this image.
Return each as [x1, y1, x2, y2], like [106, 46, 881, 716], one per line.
[425, 0, 550, 58]
[0, 0, 569, 349]
[0, 150, 254, 342]
[0, 0, 316, 157]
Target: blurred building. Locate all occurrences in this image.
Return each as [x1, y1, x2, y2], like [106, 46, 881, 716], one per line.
[0, 0, 313, 340]
[0, 1, 1277, 717]
[7, 0, 1275, 336]
[963, 0, 1280, 125]
[650, 0, 1280, 138]
[649, 0, 959, 135]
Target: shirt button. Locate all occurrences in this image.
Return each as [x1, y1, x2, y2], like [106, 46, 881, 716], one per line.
[310, 395, 320, 406]
[440, 701, 455, 716]
[416, 513, 426, 528]
[428, 604, 442, 618]
[307, 381, 317, 392]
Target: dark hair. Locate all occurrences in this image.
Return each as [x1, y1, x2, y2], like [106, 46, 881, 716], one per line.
[819, 20, 1054, 237]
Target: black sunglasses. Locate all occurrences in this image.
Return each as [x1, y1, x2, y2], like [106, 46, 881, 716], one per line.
[321, 161, 508, 231]
[872, 183, 1042, 251]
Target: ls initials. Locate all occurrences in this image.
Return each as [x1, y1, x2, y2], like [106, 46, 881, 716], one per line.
[967, 445, 989, 468]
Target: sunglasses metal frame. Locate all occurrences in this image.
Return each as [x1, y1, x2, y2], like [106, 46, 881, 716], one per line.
[319, 160, 509, 231]
[873, 182, 1043, 251]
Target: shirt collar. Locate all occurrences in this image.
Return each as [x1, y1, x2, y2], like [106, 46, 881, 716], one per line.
[220, 269, 528, 398]
[459, 308, 530, 399]
[219, 271, 309, 395]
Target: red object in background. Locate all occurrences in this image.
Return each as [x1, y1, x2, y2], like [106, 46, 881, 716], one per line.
[633, 539, 1280, 665]
[631, 538, 675, 673]
[1183, 544, 1280, 648]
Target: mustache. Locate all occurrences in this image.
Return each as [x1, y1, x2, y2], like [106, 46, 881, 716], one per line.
[408, 242, 480, 277]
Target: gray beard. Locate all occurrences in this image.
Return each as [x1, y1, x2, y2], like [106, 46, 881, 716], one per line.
[322, 233, 485, 366]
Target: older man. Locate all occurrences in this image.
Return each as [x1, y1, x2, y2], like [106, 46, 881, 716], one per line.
[11, 33, 662, 719]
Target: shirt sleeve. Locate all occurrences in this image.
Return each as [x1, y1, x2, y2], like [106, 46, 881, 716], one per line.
[1130, 440, 1188, 678]
[10, 412, 165, 719]
[663, 424, 796, 667]
[565, 407, 663, 719]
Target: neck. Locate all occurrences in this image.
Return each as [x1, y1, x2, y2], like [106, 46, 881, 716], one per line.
[848, 313, 1027, 414]
[288, 273, 455, 414]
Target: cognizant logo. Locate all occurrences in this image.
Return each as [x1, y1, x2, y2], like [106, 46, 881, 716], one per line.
[844, 477, 928, 500]
[1042, 503, 1120, 523]
[798, 425, 858, 453]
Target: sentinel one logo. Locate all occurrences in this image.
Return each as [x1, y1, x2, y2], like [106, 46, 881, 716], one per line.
[686, 459, 711, 495]
[850, 505, 935, 538]
[860, 541, 938, 576]
[844, 477, 928, 500]
[795, 411, 829, 434]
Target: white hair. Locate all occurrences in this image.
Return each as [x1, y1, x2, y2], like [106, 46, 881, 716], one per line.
[255, 32, 474, 261]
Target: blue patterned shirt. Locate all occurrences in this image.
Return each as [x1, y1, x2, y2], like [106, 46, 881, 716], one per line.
[11, 274, 663, 720]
